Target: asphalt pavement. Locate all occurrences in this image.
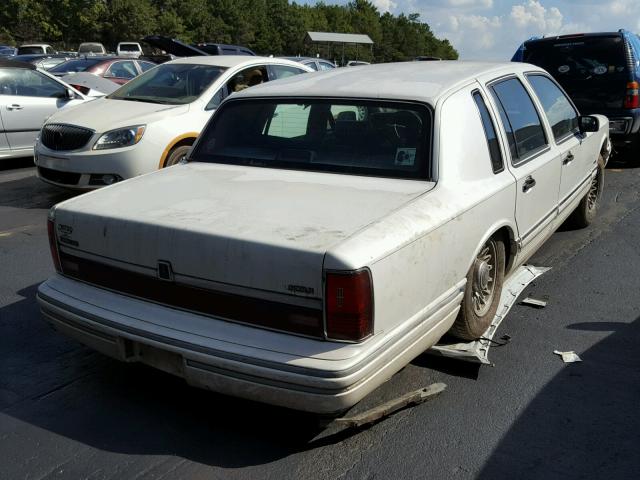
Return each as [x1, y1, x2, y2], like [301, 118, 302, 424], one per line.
[1, 156, 639, 480]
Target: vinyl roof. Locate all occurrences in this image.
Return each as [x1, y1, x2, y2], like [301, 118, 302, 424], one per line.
[305, 31, 374, 45]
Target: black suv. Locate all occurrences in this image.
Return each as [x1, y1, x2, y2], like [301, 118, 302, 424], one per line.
[513, 30, 640, 153]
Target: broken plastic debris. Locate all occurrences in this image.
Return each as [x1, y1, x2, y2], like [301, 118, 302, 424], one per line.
[554, 350, 582, 363]
[520, 297, 548, 308]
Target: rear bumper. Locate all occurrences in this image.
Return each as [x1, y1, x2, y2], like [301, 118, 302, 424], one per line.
[37, 275, 460, 414]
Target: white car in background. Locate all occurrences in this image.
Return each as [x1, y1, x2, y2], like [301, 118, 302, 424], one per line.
[116, 42, 143, 58]
[34, 56, 312, 188]
[0, 59, 87, 160]
[39, 62, 610, 414]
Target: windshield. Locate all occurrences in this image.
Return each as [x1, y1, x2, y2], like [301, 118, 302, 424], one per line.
[523, 35, 629, 110]
[108, 63, 225, 105]
[50, 58, 103, 73]
[191, 99, 432, 180]
[119, 44, 140, 52]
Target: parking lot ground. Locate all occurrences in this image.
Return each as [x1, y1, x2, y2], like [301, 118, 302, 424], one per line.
[1, 157, 639, 479]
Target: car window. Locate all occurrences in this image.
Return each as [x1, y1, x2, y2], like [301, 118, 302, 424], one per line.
[138, 61, 156, 72]
[472, 91, 504, 173]
[49, 58, 103, 73]
[227, 66, 268, 93]
[526, 74, 579, 142]
[318, 61, 335, 71]
[107, 61, 138, 79]
[305, 61, 319, 71]
[490, 77, 547, 163]
[270, 65, 308, 79]
[192, 99, 432, 180]
[205, 87, 227, 111]
[0, 68, 66, 98]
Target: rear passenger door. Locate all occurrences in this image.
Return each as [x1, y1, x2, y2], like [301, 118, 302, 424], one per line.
[487, 76, 561, 250]
[525, 73, 588, 216]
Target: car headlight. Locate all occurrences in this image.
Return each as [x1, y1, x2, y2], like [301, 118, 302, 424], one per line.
[93, 125, 145, 150]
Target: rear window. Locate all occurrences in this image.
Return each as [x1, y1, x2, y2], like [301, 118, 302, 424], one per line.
[17, 46, 44, 55]
[119, 44, 140, 52]
[522, 35, 629, 110]
[191, 99, 432, 180]
[49, 58, 103, 73]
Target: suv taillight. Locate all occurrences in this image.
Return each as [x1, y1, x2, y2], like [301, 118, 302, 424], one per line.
[624, 81, 639, 109]
[325, 269, 373, 342]
[47, 211, 62, 273]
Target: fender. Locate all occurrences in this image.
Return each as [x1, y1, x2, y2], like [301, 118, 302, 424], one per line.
[158, 132, 199, 168]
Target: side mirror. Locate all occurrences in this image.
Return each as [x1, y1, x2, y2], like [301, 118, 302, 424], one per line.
[578, 115, 599, 134]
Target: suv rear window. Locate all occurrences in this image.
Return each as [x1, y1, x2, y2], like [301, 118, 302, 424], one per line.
[191, 99, 432, 180]
[522, 35, 628, 110]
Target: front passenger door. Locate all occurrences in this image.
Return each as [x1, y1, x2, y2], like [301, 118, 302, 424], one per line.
[489, 76, 561, 254]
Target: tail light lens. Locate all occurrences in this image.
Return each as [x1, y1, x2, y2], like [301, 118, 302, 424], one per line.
[325, 269, 373, 342]
[47, 211, 62, 273]
[624, 81, 639, 109]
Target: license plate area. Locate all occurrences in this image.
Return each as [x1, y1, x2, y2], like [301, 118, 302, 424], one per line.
[130, 341, 185, 377]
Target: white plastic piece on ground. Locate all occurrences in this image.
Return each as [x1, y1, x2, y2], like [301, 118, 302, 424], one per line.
[553, 350, 582, 363]
[428, 265, 551, 365]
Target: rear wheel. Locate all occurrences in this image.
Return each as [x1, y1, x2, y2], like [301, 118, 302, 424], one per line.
[164, 144, 191, 167]
[567, 155, 604, 229]
[450, 237, 506, 341]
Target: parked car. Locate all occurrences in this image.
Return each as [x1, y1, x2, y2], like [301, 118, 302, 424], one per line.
[116, 42, 143, 58]
[280, 56, 336, 71]
[512, 30, 640, 154]
[38, 61, 610, 413]
[0, 46, 17, 58]
[49, 56, 156, 86]
[0, 59, 87, 160]
[12, 54, 75, 70]
[142, 36, 255, 57]
[17, 44, 55, 55]
[77, 42, 107, 55]
[34, 56, 312, 188]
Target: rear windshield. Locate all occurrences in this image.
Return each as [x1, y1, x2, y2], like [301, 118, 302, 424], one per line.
[191, 99, 432, 180]
[119, 44, 140, 52]
[522, 35, 628, 110]
[78, 44, 104, 53]
[49, 58, 103, 73]
[17, 46, 44, 55]
[108, 63, 226, 105]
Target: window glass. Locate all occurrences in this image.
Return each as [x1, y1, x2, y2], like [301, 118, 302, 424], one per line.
[527, 74, 578, 141]
[0, 68, 66, 97]
[306, 61, 319, 71]
[107, 61, 138, 79]
[205, 87, 226, 111]
[473, 92, 503, 173]
[108, 63, 226, 105]
[192, 99, 431, 180]
[270, 65, 307, 79]
[227, 66, 267, 93]
[138, 61, 156, 72]
[49, 58, 103, 73]
[318, 61, 335, 71]
[491, 78, 547, 161]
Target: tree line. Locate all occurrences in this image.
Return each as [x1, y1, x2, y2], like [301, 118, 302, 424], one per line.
[0, 0, 458, 62]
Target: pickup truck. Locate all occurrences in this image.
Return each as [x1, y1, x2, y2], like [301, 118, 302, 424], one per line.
[38, 61, 611, 414]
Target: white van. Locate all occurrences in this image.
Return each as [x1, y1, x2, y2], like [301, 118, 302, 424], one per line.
[116, 42, 142, 58]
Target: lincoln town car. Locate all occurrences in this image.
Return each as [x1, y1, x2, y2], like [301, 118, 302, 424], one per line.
[38, 62, 610, 414]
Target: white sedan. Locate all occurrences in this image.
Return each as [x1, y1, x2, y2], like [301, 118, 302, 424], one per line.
[34, 56, 312, 189]
[0, 59, 87, 160]
[38, 61, 610, 414]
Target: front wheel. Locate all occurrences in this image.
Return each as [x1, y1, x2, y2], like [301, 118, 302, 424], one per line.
[164, 144, 191, 167]
[567, 155, 605, 229]
[450, 237, 506, 341]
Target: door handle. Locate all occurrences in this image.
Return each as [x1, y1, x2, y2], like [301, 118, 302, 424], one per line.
[563, 152, 574, 165]
[522, 176, 536, 193]
[7, 104, 23, 111]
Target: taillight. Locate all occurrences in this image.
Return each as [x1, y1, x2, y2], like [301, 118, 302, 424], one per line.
[624, 81, 639, 109]
[47, 210, 62, 273]
[325, 269, 373, 342]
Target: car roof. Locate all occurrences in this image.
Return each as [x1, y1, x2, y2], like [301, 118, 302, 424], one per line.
[524, 31, 625, 45]
[0, 59, 36, 69]
[19, 43, 51, 47]
[233, 61, 545, 104]
[166, 55, 311, 69]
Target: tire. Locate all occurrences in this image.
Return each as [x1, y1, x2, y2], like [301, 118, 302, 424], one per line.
[164, 144, 191, 167]
[567, 155, 605, 229]
[450, 237, 506, 341]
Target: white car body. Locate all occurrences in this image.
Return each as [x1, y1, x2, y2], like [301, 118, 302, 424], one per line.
[0, 63, 88, 160]
[116, 42, 142, 58]
[34, 56, 313, 189]
[38, 62, 610, 414]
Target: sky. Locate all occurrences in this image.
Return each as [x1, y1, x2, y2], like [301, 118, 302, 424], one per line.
[301, 0, 640, 60]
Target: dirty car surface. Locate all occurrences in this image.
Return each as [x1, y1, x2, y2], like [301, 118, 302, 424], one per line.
[38, 61, 610, 414]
